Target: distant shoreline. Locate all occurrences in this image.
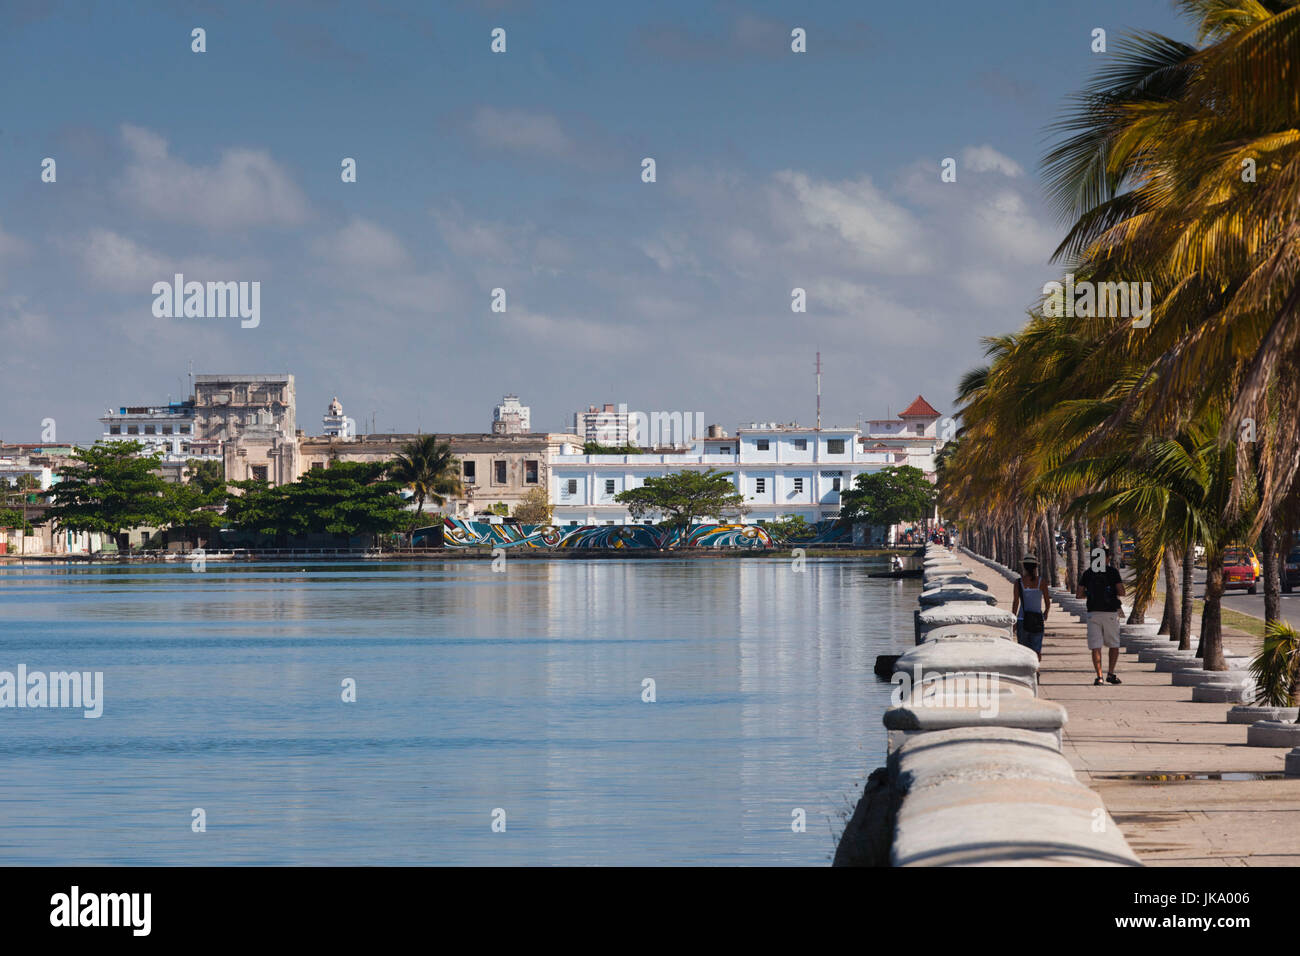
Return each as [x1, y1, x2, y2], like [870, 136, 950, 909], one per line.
[1, 547, 916, 564]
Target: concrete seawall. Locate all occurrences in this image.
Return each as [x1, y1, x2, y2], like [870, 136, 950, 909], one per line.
[835, 543, 1141, 866]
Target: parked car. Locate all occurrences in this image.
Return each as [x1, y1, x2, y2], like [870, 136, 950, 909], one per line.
[1284, 548, 1300, 594]
[1222, 546, 1262, 595]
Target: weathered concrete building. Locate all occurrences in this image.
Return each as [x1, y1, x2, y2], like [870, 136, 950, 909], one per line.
[297, 431, 582, 517]
[193, 374, 299, 485]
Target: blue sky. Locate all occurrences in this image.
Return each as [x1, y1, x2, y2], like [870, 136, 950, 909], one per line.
[0, 0, 1193, 442]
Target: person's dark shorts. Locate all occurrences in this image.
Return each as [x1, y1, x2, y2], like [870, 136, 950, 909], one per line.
[1016, 625, 1043, 654]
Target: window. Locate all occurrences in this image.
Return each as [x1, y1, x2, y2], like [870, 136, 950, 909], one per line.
[827, 439, 846, 454]
[570, 521, 579, 526]
[566, 479, 578, 495]
[144, 425, 156, 435]
[793, 477, 804, 493]
[494, 461, 507, 484]
[794, 439, 807, 450]
[311, 462, 324, 471]
[755, 478, 766, 493]
[127, 425, 139, 435]
[251, 465, 268, 482]
[109, 426, 121, 435]
[604, 479, 616, 495]
[463, 461, 476, 483]
[832, 477, 842, 491]
[719, 446, 731, 454]
[162, 425, 173, 435]
[180, 425, 191, 434]
[525, 461, 538, 484]
[756, 439, 769, 451]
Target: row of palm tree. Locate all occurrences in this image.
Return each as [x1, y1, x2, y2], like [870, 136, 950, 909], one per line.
[939, 0, 1300, 705]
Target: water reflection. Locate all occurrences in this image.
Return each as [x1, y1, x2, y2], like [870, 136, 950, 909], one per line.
[0, 558, 918, 864]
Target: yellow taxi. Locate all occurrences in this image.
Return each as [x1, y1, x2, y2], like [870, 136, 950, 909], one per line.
[1222, 546, 1262, 594]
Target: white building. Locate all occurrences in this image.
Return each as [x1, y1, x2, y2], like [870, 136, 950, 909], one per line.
[573, 403, 630, 446]
[99, 401, 210, 463]
[322, 397, 355, 438]
[492, 394, 531, 435]
[547, 396, 948, 526]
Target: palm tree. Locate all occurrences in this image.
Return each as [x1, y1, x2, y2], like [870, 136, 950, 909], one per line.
[388, 436, 462, 516]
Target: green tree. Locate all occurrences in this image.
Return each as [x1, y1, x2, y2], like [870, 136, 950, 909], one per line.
[840, 466, 935, 527]
[765, 514, 815, 543]
[614, 469, 745, 547]
[513, 487, 552, 524]
[226, 461, 409, 540]
[40, 441, 172, 540]
[388, 436, 462, 515]
[165, 459, 229, 547]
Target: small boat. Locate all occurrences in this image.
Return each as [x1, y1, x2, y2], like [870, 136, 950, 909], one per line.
[868, 568, 922, 578]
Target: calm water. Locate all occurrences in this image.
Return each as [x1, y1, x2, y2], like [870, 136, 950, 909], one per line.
[0, 557, 917, 865]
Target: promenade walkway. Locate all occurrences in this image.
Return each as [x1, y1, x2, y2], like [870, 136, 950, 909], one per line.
[954, 551, 1300, 866]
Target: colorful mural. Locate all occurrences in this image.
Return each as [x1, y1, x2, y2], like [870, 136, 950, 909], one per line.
[437, 518, 777, 550]
[429, 518, 856, 549]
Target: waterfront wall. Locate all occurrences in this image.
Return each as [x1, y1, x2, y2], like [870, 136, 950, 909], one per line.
[835, 542, 1141, 866]
[435, 517, 854, 549]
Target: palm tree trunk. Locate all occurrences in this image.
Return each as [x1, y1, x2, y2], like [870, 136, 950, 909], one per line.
[1063, 519, 1077, 593]
[1126, 529, 1150, 624]
[1160, 546, 1180, 640]
[1179, 543, 1195, 651]
[1044, 509, 1060, 587]
[1199, 550, 1227, 670]
[1108, 525, 1122, 570]
[1263, 517, 1280, 628]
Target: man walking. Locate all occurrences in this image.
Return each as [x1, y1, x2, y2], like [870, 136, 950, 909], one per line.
[1076, 541, 1125, 686]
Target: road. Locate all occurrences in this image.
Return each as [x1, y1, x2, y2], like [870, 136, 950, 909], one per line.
[1113, 561, 1300, 627]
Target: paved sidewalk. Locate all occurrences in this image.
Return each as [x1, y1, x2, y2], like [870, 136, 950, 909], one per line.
[952, 550, 1300, 866]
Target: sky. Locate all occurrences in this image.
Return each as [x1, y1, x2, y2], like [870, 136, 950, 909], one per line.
[0, 0, 1194, 443]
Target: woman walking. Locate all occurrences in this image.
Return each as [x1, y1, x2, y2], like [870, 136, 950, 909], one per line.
[1011, 553, 1050, 660]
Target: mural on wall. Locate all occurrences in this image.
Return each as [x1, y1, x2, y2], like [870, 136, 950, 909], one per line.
[432, 518, 854, 549]
[438, 518, 776, 549]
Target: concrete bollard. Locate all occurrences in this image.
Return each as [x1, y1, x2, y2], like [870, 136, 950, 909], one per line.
[1227, 705, 1299, 724]
[1138, 647, 1195, 664]
[883, 692, 1065, 753]
[1247, 720, 1300, 747]
[894, 638, 1040, 696]
[886, 726, 1140, 866]
[1119, 623, 1160, 638]
[916, 602, 1017, 643]
[1287, 748, 1300, 777]
[918, 588, 998, 607]
[1191, 682, 1252, 703]
[1172, 669, 1252, 688]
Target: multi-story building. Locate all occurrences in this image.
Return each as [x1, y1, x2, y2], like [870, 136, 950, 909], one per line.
[548, 396, 948, 526]
[297, 427, 583, 517]
[573, 403, 629, 446]
[491, 395, 530, 435]
[193, 374, 299, 485]
[99, 401, 204, 461]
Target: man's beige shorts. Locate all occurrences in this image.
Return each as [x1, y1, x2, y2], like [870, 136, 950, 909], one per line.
[1086, 611, 1121, 649]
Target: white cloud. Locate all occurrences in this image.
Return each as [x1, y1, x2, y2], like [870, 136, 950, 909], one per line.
[117, 124, 310, 229]
[311, 219, 410, 271]
[961, 144, 1024, 177]
[74, 229, 249, 294]
[468, 107, 574, 158]
[771, 170, 929, 272]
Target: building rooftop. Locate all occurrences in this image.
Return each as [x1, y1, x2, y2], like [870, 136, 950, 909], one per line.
[900, 395, 941, 418]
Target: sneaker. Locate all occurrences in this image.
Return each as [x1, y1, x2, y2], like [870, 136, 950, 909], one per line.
[1093, 676, 1104, 686]
[1107, 673, 1122, 684]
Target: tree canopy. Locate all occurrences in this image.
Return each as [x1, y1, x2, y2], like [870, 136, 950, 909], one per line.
[40, 441, 173, 534]
[614, 468, 745, 531]
[839, 465, 935, 527]
[225, 461, 409, 538]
